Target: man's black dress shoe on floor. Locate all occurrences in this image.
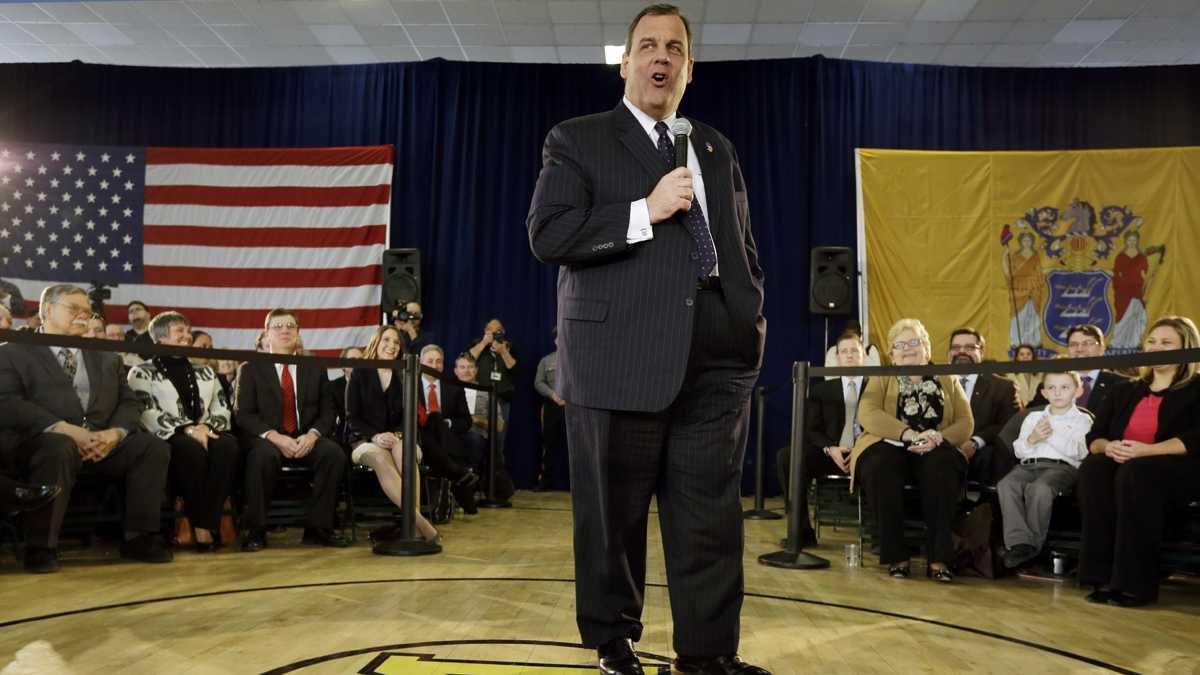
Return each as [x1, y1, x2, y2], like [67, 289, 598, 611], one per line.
[119, 533, 174, 563]
[241, 529, 267, 552]
[597, 637, 644, 675]
[674, 654, 772, 675]
[22, 546, 60, 574]
[301, 527, 350, 548]
[6, 483, 61, 515]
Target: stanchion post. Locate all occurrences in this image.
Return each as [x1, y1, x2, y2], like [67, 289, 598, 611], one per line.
[477, 384, 511, 508]
[758, 360, 830, 570]
[744, 385, 781, 520]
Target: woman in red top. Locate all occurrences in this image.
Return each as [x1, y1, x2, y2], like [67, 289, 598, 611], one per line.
[1079, 316, 1200, 606]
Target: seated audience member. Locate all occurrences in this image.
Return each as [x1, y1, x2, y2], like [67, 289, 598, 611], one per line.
[124, 301, 152, 344]
[331, 345, 364, 443]
[778, 330, 866, 542]
[0, 284, 173, 573]
[824, 323, 881, 373]
[393, 301, 434, 355]
[852, 318, 973, 582]
[998, 371, 1091, 569]
[0, 278, 25, 318]
[533, 331, 564, 492]
[104, 323, 125, 341]
[0, 305, 12, 332]
[466, 318, 517, 449]
[947, 327, 1019, 485]
[1029, 324, 1123, 414]
[0, 473, 61, 515]
[453, 352, 503, 468]
[234, 308, 349, 551]
[1078, 316, 1200, 607]
[24, 314, 43, 332]
[418, 344, 479, 512]
[1006, 344, 1043, 407]
[127, 312, 239, 553]
[190, 330, 233, 407]
[346, 326, 439, 544]
[83, 314, 107, 339]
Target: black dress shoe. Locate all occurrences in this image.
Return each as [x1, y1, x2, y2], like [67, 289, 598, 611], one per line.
[452, 481, 478, 515]
[8, 484, 61, 514]
[1085, 587, 1113, 604]
[927, 567, 954, 583]
[1110, 591, 1153, 608]
[241, 529, 268, 552]
[674, 654, 772, 675]
[597, 638, 643, 675]
[119, 533, 174, 563]
[22, 546, 60, 574]
[888, 563, 911, 578]
[301, 527, 350, 548]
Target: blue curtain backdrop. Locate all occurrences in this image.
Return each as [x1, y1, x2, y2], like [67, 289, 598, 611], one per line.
[2, 57, 1198, 492]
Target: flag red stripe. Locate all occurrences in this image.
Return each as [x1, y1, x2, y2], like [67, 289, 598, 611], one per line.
[143, 224, 387, 248]
[144, 265, 381, 288]
[146, 145, 394, 167]
[144, 185, 390, 207]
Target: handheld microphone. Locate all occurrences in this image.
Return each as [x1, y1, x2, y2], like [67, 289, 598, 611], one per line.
[670, 118, 691, 169]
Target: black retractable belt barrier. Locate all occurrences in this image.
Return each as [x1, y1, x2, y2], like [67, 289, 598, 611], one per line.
[743, 385, 781, 520]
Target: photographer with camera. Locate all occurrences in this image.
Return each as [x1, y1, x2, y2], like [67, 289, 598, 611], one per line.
[391, 300, 435, 355]
[466, 319, 518, 457]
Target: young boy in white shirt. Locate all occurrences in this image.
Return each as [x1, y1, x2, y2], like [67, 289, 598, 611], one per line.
[998, 370, 1093, 569]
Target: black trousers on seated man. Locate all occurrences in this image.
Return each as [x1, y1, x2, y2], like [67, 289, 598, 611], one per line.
[16, 431, 169, 548]
[241, 436, 345, 531]
[566, 289, 758, 657]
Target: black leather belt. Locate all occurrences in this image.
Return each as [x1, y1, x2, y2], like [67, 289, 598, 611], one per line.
[1020, 457, 1071, 467]
[696, 276, 722, 292]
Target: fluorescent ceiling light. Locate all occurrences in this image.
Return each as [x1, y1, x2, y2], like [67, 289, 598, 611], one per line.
[604, 44, 624, 65]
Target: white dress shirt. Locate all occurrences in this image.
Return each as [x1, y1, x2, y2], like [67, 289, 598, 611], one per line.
[1012, 404, 1092, 467]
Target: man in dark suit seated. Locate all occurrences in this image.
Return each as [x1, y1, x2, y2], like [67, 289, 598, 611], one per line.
[947, 327, 1019, 486]
[0, 283, 173, 573]
[417, 345, 480, 513]
[234, 308, 349, 552]
[777, 330, 867, 543]
[0, 473, 60, 515]
[330, 345, 364, 444]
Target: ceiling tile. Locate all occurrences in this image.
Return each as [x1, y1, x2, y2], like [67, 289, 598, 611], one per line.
[389, 0, 448, 24]
[442, 0, 498, 24]
[372, 44, 420, 60]
[339, 0, 399, 25]
[888, 43, 941, 62]
[463, 45, 512, 60]
[0, 23, 37, 43]
[706, 0, 759, 22]
[749, 23, 802, 44]
[166, 24, 225, 45]
[236, 45, 328, 65]
[357, 25, 411, 44]
[862, 0, 923, 21]
[695, 44, 747, 61]
[293, 2, 351, 25]
[1021, 0, 1088, 19]
[554, 23, 602, 45]
[914, 0, 979, 22]
[186, 1, 251, 25]
[950, 20, 1013, 43]
[510, 45, 558, 62]
[1076, 0, 1143, 19]
[35, 4, 104, 23]
[21, 22, 86, 45]
[968, 0, 1035, 20]
[1053, 19, 1124, 42]
[756, 0, 814, 22]
[905, 21, 958, 43]
[235, 0, 303, 25]
[53, 44, 110, 62]
[557, 45, 602, 62]
[137, 1, 204, 25]
[1138, 0, 1200, 16]
[811, 0, 867, 21]
[701, 23, 752, 45]
[937, 42, 991, 64]
[598, 1, 645, 23]
[211, 25, 263, 44]
[144, 45, 201, 64]
[602, 23, 625, 44]
[86, 3, 157, 26]
[549, 1, 601, 23]
[798, 22, 855, 46]
[505, 24, 556, 45]
[850, 22, 907, 44]
[1130, 39, 1198, 61]
[1083, 40, 1147, 61]
[1109, 17, 1175, 40]
[454, 26, 505, 44]
[113, 25, 176, 47]
[1006, 20, 1068, 42]
[325, 45, 376, 63]
[1034, 42, 1092, 64]
[310, 24, 365, 45]
[67, 22, 136, 46]
[190, 43, 246, 65]
[99, 45, 156, 64]
[983, 43, 1033, 64]
[405, 25, 458, 45]
[495, 1, 551, 23]
[0, 4, 54, 22]
[842, 44, 892, 61]
[264, 26, 318, 45]
[417, 45, 465, 59]
[673, 1, 707, 21]
[746, 44, 795, 58]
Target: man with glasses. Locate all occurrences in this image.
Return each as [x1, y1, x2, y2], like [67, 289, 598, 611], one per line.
[948, 328, 1019, 485]
[0, 284, 173, 572]
[234, 308, 349, 551]
[1028, 324, 1122, 416]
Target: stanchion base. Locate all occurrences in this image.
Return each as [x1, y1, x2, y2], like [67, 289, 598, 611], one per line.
[372, 537, 442, 556]
[743, 509, 783, 520]
[757, 549, 831, 569]
[477, 499, 512, 509]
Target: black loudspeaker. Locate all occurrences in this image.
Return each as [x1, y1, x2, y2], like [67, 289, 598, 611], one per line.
[381, 248, 421, 319]
[809, 247, 855, 315]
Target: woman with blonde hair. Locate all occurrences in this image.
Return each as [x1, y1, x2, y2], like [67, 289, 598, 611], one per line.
[851, 318, 974, 582]
[1079, 315, 1200, 606]
[346, 325, 439, 544]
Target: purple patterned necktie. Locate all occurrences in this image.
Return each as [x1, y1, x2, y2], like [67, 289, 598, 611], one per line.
[654, 121, 717, 278]
[1079, 375, 1094, 406]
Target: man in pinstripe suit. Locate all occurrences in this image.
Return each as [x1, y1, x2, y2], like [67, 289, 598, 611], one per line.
[527, 5, 767, 674]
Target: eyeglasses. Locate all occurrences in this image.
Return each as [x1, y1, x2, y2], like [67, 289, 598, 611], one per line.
[268, 322, 298, 332]
[891, 339, 923, 350]
[949, 343, 982, 352]
[54, 301, 93, 317]
[1067, 339, 1099, 348]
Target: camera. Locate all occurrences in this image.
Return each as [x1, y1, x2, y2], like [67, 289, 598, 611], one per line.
[87, 281, 115, 316]
[491, 331, 507, 344]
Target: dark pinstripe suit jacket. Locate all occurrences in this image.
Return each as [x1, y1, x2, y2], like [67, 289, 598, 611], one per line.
[528, 101, 765, 413]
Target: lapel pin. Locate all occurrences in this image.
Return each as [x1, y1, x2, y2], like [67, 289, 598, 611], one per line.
[705, 142, 714, 153]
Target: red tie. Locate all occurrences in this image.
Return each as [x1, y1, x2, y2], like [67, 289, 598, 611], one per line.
[281, 365, 298, 434]
[428, 382, 440, 414]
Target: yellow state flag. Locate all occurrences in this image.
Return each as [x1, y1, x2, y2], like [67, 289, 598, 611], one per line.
[856, 147, 1200, 360]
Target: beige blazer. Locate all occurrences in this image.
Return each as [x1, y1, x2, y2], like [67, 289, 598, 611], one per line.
[848, 374, 974, 489]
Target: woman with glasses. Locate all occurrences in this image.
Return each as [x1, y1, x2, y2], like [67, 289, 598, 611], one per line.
[850, 318, 974, 582]
[346, 325, 440, 545]
[1078, 315, 1200, 607]
[127, 311, 238, 552]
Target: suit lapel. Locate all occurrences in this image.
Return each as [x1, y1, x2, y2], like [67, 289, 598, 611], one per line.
[690, 123, 725, 237]
[82, 350, 103, 412]
[32, 344, 70, 385]
[613, 101, 667, 184]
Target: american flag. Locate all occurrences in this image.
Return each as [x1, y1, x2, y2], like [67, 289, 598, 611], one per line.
[0, 142, 391, 356]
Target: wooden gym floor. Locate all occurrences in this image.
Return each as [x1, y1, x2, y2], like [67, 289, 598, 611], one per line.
[1, 492, 1198, 674]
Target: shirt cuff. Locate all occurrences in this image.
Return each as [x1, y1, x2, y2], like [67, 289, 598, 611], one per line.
[972, 436, 985, 449]
[627, 199, 653, 243]
[308, 428, 322, 438]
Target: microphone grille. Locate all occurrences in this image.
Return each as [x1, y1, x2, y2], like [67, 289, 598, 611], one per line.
[670, 118, 692, 137]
